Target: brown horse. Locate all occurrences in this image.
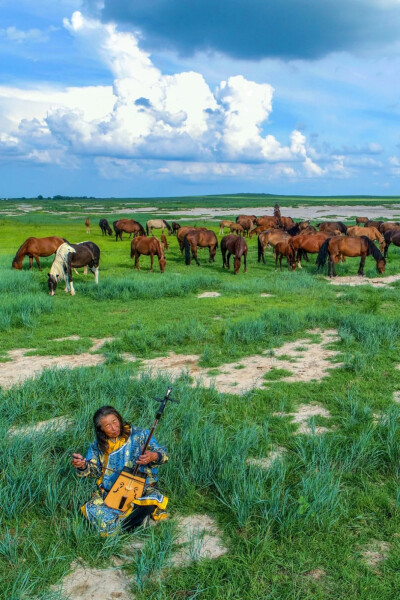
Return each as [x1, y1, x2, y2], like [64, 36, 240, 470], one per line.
[236, 214, 257, 228]
[249, 226, 268, 238]
[113, 219, 146, 241]
[85, 217, 90, 234]
[347, 226, 385, 253]
[290, 232, 333, 268]
[280, 216, 296, 231]
[219, 220, 236, 235]
[317, 221, 347, 234]
[317, 235, 385, 277]
[221, 234, 248, 274]
[130, 236, 166, 273]
[12, 236, 66, 270]
[365, 220, 383, 230]
[256, 216, 279, 229]
[229, 223, 245, 236]
[274, 240, 297, 270]
[356, 216, 369, 225]
[383, 229, 400, 258]
[177, 226, 207, 253]
[257, 229, 289, 263]
[380, 222, 400, 234]
[171, 221, 181, 234]
[161, 233, 169, 250]
[184, 229, 218, 265]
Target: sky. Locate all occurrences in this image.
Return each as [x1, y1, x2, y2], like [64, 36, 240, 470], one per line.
[1, 0, 400, 198]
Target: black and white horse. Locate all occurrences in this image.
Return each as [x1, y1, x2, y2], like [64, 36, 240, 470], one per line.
[48, 241, 100, 296]
[99, 218, 113, 236]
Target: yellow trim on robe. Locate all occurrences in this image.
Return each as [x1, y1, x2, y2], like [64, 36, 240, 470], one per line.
[96, 426, 131, 487]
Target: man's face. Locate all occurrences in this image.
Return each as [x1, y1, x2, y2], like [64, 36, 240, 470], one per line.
[100, 414, 121, 438]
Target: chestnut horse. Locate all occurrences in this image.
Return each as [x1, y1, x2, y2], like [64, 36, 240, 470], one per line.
[221, 234, 248, 274]
[229, 223, 245, 236]
[131, 236, 166, 273]
[280, 216, 296, 231]
[12, 236, 66, 270]
[113, 219, 146, 241]
[184, 230, 218, 265]
[236, 215, 257, 227]
[316, 236, 385, 277]
[85, 217, 90, 234]
[161, 233, 169, 250]
[274, 240, 297, 271]
[219, 220, 236, 235]
[290, 232, 333, 268]
[249, 226, 268, 239]
[383, 229, 400, 258]
[48, 241, 100, 296]
[256, 216, 279, 229]
[257, 230, 289, 263]
[347, 226, 385, 253]
[317, 221, 347, 234]
[177, 226, 207, 253]
[356, 216, 369, 225]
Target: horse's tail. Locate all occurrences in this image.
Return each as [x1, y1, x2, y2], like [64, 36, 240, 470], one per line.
[257, 236, 263, 262]
[362, 235, 384, 261]
[130, 242, 135, 258]
[184, 234, 191, 265]
[215, 237, 218, 250]
[146, 223, 149, 235]
[316, 238, 331, 270]
[339, 222, 347, 234]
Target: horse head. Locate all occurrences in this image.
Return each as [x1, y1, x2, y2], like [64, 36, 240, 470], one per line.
[48, 273, 59, 296]
[377, 258, 386, 274]
[12, 257, 22, 270]
[159, 256, 166, 273]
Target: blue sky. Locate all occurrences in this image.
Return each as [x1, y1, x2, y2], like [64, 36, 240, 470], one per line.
[1, 0, 400, 198]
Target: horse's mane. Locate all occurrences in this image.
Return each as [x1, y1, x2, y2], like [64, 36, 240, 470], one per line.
[12, 238, 33, 263]
[50, 243, 76, 279]
[162, 219, 171, 232]
[287, 223, 300, 236]
[362, 236, 384, 262]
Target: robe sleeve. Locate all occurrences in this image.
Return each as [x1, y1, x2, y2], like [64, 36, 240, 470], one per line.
[147, 433, 168, 465]
[75, 441, 103, 479]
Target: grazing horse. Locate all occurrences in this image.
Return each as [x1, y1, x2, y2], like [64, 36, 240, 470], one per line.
[236, 215, 257, 227]
[356, 216, 369, 225]
[249, 226, 268, 239]
[221, 234, 248, 274]
[290, 232, 333, 268]
[113, 219, 146, 241]
[12, 236, 66, 270]
[48, 241, 100, 296]
[317, 221, 347, 234]
[177, 226, 207, 253]
[171, 221, 181, 234]
[256, 216, 279, 229]
[257, 230, 289, 263]
[184, 230, 218, 266]
[274, 240, 297, 271]
[287, 221, 313, 236]
[347, 226, 385, 253]
[161, 233, 169, 250]
[131, 236, 166, 273]
[365, 220, 383, 230]
[379, 221, 400, 234]
[146, 219, 172, 235]
[219, 220, 236, 235]
[99, 218, 113, 236]
[229, 223, 245, 236]
[383, 229, 400, 258]
[85, 217, 90, 234]
[316, 236, 385, 277]
[280, 216, 296, 231]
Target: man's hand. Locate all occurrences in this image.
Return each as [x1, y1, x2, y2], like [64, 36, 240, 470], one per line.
[136, 451, 158, 465]
[72, 453, 87, 469]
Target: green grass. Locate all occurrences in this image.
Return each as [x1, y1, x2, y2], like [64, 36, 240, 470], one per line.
[2, 196, 400, 599]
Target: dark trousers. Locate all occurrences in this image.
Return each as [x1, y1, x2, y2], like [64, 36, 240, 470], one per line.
[121, 504, 156, 531]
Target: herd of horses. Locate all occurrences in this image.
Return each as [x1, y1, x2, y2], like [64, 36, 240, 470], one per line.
[10, 210, 400, 295]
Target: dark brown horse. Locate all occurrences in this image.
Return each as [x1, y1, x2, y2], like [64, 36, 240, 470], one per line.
[274, 240, 297, 270]
[184, 230, 218, 265]
[177, 226, 207, 253]
[171, 221, 181, 234]
[130, 236, 166, 273]
[383, 229, 400, 258]
[365, 220, 383, 230]
[317, 236, 385, 277]
[12, 236, 66, 270]
[287, 221, 313, 236]
[48, 241, 100, 295]
[356, 216, 369, 225]
[99, 218, 113, 236]
[113, 219, 146, 241]
[379, 222, 400, 234]
[221, 234, 248, 274]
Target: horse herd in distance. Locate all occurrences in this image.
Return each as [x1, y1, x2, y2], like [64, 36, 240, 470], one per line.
[10, 211, 400, 295]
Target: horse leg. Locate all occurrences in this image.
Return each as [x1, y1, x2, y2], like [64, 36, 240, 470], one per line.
[28, 255, 33, 270]
[296, 250, 302, 269]
[331, 258, 337, 277]
[194, 246, 200, 266]
[227, 252, 231, 269]
[274, 250, 278, 270]
[150, 253, 154, 272]
[244, 251, 247, 273]
[384, 241, 391, 258]
[222, 248, 226, 268]
[358, 254, 366, 276]
[34, 255, 42, 270]
[83, 266, 88, 276]
[134, 253, 140, 270]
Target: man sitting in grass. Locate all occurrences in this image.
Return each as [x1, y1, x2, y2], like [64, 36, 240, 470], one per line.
[72, 405, 168, 536]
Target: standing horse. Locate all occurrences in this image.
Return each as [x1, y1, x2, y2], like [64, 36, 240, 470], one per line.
[236, 215, 257, 227]
[380, 222, 400, 234]
[291, 232, 334, 268]
[274, 240, 297, 271]
[257, 230, 289, 263]
[113, 219, 146, 241]
[219, 220, 236, 235]
[280, 216, 296, 231]
[85, 218, 90, 234]
[161, 233, 169, 250]
[383, 229, 400, 258]
[99, 218, 113, 236]
[177, 226, 207, 253]
[365, 220, 383, 230]
[346, 226, 385, 253]
[130, 236, 166, 273]
[221, 234, 248, 274]
[317, 221, 347, 234]
[48, 241, 100, 296]
[171, 221, 181, 234]
[229, 223, 245, 236]
[316, 236, 385, 277]
[12, 236, 66, 270]
[356, 217, 369, 225]
[256, 216, 279, 229]
[184, 230, 218, 265]
[146, 219, 172, 235]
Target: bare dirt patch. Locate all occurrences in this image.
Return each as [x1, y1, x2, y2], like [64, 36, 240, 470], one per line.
[197, 291, 221, 298]
[273, 403, 333, 435]
[57, 564, 132, 600]
[247, 446, 286, 469]
[54, 335, 81, 342]
[326, 273, 400, 288]
[260, 293, 274, 297]
[139, 329, 341, 394]
[8, 415, 72, 437]
[361, 540, 391, 569]
[171, 514, 228, 566]
[393, 391, 400, 403]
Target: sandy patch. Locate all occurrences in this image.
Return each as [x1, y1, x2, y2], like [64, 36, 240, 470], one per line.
[305, 568, 326, 581]
[57, 565, 132, 600]
[393, 391, 400, 403]
[260, 293, 274, 297]
[91, 337, 115, 351]
[361, 540, 391, 569]
[326, 273, 400, 288]
[247, 446, 286, 469]
[171, 514, 228, 566]
[273, 403, 332, 435]
[197, 291, 221, 298]
[139, 329, 341, 394]
[8, 415, 72, 437]
[54, 335, 81, 342]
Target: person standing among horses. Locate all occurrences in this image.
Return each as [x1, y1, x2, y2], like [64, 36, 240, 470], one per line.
[274, 202, 282, 228]
[72, 406, 168, 535]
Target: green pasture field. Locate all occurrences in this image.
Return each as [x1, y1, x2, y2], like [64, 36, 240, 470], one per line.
[2, 195, 400, 599]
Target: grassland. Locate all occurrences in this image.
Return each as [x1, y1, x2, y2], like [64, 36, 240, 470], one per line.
[2, 195, 400, 599]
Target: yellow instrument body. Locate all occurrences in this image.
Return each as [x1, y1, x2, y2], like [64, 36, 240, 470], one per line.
[104, 468, 146, 512]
